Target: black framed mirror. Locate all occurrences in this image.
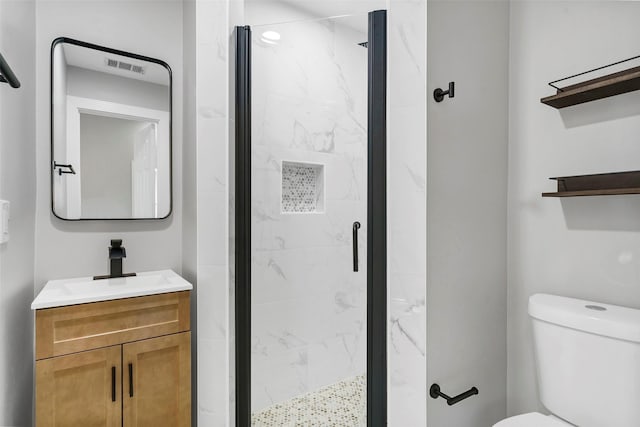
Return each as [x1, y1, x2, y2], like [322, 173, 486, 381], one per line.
[51, 37, 172, 220]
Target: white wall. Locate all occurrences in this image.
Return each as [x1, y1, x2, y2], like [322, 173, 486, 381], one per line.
[508, 1, 640, 417]
[0, 1, 36, 426]
[427, 1, 509, 426]
[34, 0, 183, 288]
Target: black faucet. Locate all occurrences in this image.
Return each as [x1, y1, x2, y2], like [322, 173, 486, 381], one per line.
[109, 239, 126, 277]
[94, 239, 136, 280]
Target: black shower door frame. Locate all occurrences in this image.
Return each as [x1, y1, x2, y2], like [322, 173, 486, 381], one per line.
[235, 10, 387, 427]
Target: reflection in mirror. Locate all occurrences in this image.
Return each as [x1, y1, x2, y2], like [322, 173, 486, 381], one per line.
[51, 38, 171, 220]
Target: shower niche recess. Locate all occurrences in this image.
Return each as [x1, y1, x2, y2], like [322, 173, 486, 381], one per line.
[281, 161, 325, 214]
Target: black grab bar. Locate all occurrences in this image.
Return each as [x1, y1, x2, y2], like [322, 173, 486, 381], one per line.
[0, 52, 20, 89]
[429, 383, 478, 406]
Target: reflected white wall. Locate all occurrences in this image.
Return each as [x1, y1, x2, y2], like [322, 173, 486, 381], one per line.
[79, 114, 138, 217]
[53, 44, 68, 218]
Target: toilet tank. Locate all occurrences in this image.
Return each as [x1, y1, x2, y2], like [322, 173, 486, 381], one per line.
[529, 294, 640, 427]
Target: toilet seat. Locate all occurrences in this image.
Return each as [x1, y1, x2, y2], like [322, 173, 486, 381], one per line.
[493, 412, 570, 427]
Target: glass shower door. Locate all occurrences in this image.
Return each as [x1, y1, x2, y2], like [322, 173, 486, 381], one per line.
[249, 14, 369, 426]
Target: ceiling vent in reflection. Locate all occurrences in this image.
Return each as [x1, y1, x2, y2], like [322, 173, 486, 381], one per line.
[105, 58, 146, 75]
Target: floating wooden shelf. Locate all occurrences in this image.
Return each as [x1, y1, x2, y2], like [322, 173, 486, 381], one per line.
[541, 65, 640, 109]
[542, 170, 640, 197]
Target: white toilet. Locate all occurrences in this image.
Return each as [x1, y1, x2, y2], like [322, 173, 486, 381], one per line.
[495, 293, 640, 427]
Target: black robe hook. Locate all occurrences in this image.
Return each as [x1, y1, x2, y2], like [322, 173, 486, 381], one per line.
[434, 81, 455, 102]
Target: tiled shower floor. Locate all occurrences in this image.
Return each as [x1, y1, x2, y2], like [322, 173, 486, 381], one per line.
[251, 375, 366, 427]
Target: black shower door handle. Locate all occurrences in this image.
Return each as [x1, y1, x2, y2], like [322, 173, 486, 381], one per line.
[353, 221, 361, 272]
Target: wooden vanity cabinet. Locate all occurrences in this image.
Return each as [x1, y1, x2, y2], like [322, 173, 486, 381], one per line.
[123, 332, 191, 426]
[36, 345, 122, 427]
[35, 291, 191, 427]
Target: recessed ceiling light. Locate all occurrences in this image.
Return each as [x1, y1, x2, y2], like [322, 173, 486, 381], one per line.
[261, 30, 281, 44]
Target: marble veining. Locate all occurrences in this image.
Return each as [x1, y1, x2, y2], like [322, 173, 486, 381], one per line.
[387, 0, 428, 424]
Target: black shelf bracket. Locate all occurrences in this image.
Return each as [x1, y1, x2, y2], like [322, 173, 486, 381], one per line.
[434, 81, 455, 102]
[548, 53, 640, 92]
[0, 52, 20, 89]
[429, 383, 478, 406]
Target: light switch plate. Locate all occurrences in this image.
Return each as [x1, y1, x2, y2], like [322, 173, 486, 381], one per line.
[0, 200, 10, 244]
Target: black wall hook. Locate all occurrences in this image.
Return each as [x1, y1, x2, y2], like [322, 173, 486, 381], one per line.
[430, 383, 478, 406]
[434, 81, 455, 102]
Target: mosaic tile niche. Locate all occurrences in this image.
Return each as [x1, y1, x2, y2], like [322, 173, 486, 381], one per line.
[281, 161, 325, 213]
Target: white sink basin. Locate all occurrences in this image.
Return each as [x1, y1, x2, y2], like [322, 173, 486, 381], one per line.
[31, 269, 193, 310]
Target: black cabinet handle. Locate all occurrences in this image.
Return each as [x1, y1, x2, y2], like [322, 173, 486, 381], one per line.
[352, 221, 361, 272]
[430, 383, 478, 406]
[128, 363, 134, 397]
[111, 366, 116, 402]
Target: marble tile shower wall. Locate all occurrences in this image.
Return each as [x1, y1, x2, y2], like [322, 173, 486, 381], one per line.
[387, 1, 427, 424]
[251, 18, 368, 411]
[190, 0, 242, 424]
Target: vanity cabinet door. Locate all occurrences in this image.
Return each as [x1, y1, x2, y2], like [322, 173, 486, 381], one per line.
[123, 332, 191, 427]
[35, 345, 122, 427]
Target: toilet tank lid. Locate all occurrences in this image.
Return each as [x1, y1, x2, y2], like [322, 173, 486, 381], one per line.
[529, 294, 640, 343]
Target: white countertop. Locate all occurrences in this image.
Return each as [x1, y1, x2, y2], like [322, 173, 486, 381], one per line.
[31, 269, 193, 310]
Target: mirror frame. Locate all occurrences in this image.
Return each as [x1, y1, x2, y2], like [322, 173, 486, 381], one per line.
[50, 37, 173, 221]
